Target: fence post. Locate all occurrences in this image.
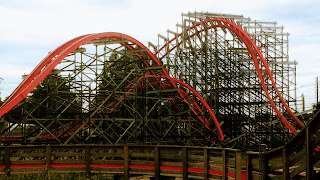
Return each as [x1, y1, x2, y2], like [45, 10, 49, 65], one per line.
[4, 147, 10, 176]
[154, 146, 160, 180]
[306, 126, 315, 180]
[246, 153, 252, 180]
[204, 148, 209, 180]
[222, 149, 227, 180]
[182, 147, 188, 180]
[124, 145, 129, 180]
[85, 146, 91, 176]
[260, 144, 268, 180]
[46, 145, 52, 170]
[236, 151, 242, 180]
[282, 147, 289, 180]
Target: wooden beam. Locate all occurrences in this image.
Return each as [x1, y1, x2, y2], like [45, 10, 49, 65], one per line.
[204, 148, 209, 180]
[154, 147, 161, 180]
[182, 147, 188, 180]
[282, 147, 289, 180]
[235, 151, 242, 180]
[86, 146, 91, 176]
[246, 153, 252, 180]
[5, 147, 10, 176]
[306, 126, 315, 179]
[222, 150, 227, 180]
[124, 145, 130, 180]
[46, 145, 52, 171]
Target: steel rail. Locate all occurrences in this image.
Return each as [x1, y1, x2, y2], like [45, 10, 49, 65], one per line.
[155, 18, 303, 134]
[0, 32, 224, 141]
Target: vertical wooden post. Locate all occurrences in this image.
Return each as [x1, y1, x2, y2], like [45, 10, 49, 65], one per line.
[182, 147, 188, 180]
[317, 77, 319, 104]
[246, 154, 252, 180]
[306, 126, 314, 180]
[222, 150, 227, 180]
[235, 151, 242, 180]
[260, 144, 268, 180]
[282, 147, 289, 180]
[154, 146, 160, 180]
[302, 94, 305, 112]
[124, 145, 129, 180]
[46, 145, 52, 170]
[4, 147, 10, 176]
[85, 146, 91, 176]
[204, 148, 209, 180]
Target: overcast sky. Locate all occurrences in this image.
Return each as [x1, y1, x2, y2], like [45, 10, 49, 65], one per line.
[0, 0, 319, 110]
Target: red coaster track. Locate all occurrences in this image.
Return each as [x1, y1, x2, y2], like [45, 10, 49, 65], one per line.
[0, 18, 303, 143]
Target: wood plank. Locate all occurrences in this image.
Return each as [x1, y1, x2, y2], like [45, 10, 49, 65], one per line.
[5, 147, 10, 176]
[130, 153, 154, 158]
[306, 126, 315, 179]
[52, 152, 85, 156]
[91, 153, 123, 157]
[235, 151, 242, 180]
[282, 147, 289, 180]
[154, 147, 160, 180]
[246, 154, 252, 180]
[51, 160, 86, 164]
[46, 146, 52, 170]
[124, 145, 129, 179]
[182, 147, 188, 180]
[10, 153, 46, 157]
[91, 160, 124, 164]
[204, 148, 209, 180]
[222, 150, 227, 180]
[11, 160, 46, 165]
[85, 146, 91, 176]
[160, 161, 182, 167]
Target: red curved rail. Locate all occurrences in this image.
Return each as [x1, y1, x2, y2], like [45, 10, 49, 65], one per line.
[155, 18, 303, 134]
[0, 32, 224, 141]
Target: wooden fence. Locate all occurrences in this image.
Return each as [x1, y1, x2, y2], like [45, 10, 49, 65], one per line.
[1, 111, 320, 179]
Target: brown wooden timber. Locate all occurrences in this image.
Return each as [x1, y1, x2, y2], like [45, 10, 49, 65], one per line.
[154, 146, 160, 180]
[222, 149, 227, 180]
[246, 153, 253, 180]
[204, 148, 209, 180]
[124, 145, 129, 180]
[4, 147, 10, 176]
[182, 147, 188, 180]
[46, 145, 52, 170]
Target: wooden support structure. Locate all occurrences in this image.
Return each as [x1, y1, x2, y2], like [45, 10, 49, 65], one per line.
[4, 147, 10, 176]
[246, 153, 253, 180]
[182, 147, 188, 180]
[222, 149, 228, 180]
[204, 148, 209, 180]
[260, 144, 268, 180]
[46, 145, 52, 170]
[306, 126, 314, 180]
[85, 146, 91, 176]
[154, 146, 160, 180]
[282, 147, 289, 180]
[235, 151, 242, 180]
[124, 145, 130, 180]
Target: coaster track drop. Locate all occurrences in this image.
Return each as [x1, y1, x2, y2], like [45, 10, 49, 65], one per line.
[0, 13, 302, 150]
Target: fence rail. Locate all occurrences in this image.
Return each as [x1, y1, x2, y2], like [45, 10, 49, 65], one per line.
[1, 110, 320, 179]
[0, 144, 253, 179]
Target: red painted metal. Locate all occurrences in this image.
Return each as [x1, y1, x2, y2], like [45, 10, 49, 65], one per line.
[155, 18, 303, 134]
[4, 35, 88, 106]
[0, 32, 224, 140]
[167, 76, 223, 140]
[0, 18, 302, 142]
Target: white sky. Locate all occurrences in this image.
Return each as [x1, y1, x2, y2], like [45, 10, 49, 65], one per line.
[0, 0, 319, 110]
